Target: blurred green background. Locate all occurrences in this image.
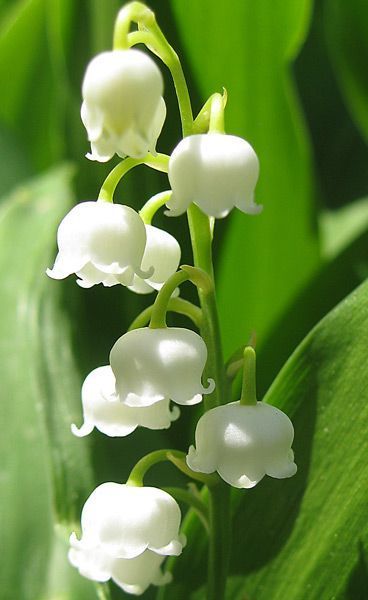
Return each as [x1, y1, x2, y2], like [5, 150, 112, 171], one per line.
[0, 0, 367, 599]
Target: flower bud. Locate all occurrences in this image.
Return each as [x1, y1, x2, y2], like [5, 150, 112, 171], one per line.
[81, 49, 166, 161]
[46, 201, 151, 288]
[166, 133, 261, 218]
[110, 327, 215, 407]
[187, 401, 297, 488]
[127, 224, 181, 294]
[71, 366, 179, 438]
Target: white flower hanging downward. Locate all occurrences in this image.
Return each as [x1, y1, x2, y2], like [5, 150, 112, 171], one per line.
[110, 327, 215, 407]
[81, 49, 166, 161]
[187, 401, 297, 488]
[187, 347, 297, 488]
[47, 201, 151, 288]
[69, 482, 184, 595]
[166, 133, 261, 218]
[71, 366, 179, 438]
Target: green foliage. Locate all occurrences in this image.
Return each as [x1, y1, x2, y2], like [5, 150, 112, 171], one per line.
[0, 166, 98, 598]
[0, 0, 367, 598]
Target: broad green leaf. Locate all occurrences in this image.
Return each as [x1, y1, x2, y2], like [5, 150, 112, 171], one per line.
[0, 165, 96, 598]
[171, 0, 320, 358]
[162, 277, 368, 599]
[325, 0, 368, 144]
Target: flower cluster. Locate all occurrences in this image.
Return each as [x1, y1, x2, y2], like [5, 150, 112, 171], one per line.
[46, 3, 296, 596]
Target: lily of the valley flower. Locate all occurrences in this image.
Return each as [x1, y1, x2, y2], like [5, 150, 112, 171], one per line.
[81, 49, 166, 161]
[73, 482, 185, 558]
[110, 327, 215, 407]
[47, 201, 151, 288]
[71, 365, 179, 438]
[69, 482, 184, 595]
[166, 133, 261, 218]
[186, 401, 297, 488]
[127, 224, 181, 294]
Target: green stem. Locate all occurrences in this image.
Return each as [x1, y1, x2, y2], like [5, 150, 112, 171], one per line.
[240, 346, 257, 406]
[187, 205, 228, 411]
[98, 153, 169, 202]
[149, 270, 189, 329]
[113, 1, 153, 49]
[149, 266, 211, 329]
[207, 484, 231, 600]
[128, 297, 202, 331]
[139, 190, 172, 224]
[126, 449, 218, 487]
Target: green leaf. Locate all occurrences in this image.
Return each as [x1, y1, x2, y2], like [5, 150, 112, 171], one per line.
[171, 0, 320, 358]
[325, 0, 368, 144]
[0, 165, 95, 598]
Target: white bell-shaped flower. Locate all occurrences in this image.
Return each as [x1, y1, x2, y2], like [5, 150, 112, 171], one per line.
[110, 327, 215, 407]
[70, 482, 185, 560]
[187, 401, 297, 488]
[127, 224, 181, 294]
[46, 201, 151, 288]
[166, 133, 261, 218]
[70, 525, 172, 596]
[81, 49, 166, 161]
[71, 365, 179, 438]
